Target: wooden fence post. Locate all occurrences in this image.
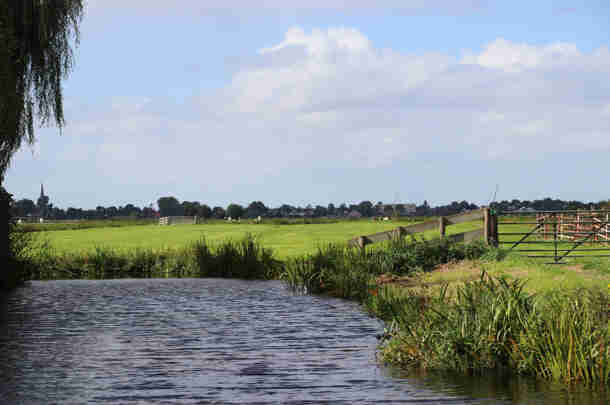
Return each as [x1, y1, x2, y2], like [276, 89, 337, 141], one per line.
[439, 216, 446, 237]
[483, 208, 498, 246]
[484, 208, 490, 245]
[489, 211, 497, 246]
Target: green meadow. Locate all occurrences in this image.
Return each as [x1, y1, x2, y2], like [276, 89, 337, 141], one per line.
[39, 219, 483, 258]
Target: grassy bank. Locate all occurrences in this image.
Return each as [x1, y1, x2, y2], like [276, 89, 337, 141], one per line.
[24, 234, 282, 281]
[281, 238, 610, 386]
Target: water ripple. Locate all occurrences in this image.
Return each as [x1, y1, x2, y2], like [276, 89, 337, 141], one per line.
[0, 279, 605, 404]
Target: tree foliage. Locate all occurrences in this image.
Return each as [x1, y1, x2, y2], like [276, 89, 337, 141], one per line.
[1, 1, 83, 289]
[226, 203, 244, 219]
[246, 201, 268, 218]
[0, 1, 84, 179]
[157, 196, 182, 217]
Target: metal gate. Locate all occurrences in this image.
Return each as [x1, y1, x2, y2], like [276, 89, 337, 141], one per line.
[495, 210, 610, 263]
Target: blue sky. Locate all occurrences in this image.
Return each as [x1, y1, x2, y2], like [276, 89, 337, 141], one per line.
[5, 0, 610, 209]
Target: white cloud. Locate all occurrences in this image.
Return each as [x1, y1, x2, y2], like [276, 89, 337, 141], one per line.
[224, 27, 452, 120]
[206, 29, 610, 165]
[461, 38, 583, 73]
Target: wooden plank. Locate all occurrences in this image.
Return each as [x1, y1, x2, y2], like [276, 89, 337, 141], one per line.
[445, 209, 485, 226]
[366, 230, 400, 243]
[447, 228, 484, 243]
[348, 220, 439, 247]
[347, 212, 484, 248]
[401, 219, 439, 234]
[348, 231, 392, 247]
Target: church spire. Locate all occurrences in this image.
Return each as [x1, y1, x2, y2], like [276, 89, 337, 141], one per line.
[40, 183, 45, 198]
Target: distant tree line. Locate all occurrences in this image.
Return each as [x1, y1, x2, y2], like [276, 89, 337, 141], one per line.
[11, 199, 157, 220]
[10, 195, 610, 221]
[489, 198, 610, 213]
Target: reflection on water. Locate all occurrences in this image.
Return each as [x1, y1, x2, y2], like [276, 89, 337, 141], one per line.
[386, 367, 608, 405]
[0, 279, 607, 404]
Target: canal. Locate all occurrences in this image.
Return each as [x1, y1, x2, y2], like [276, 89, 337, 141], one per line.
[0, 279, 607, 404]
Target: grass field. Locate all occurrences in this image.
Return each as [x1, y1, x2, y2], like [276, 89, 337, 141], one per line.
[405, 254, 610, 294]
[38, 219, 484, 258]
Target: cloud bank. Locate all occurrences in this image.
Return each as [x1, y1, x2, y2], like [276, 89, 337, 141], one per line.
[9, 27, 610, 206]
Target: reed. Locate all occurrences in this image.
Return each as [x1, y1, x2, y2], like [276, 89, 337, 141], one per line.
[191, 234, 281, 279]
[374, 272, 610, 386]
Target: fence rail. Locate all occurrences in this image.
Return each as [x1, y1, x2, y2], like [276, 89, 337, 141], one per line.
[348, 209, 486, 249]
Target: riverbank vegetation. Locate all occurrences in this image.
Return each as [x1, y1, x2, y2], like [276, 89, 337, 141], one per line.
[24, 233, 282, 281]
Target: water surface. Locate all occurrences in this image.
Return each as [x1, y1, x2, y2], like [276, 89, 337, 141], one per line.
[0, 279, 606, 404]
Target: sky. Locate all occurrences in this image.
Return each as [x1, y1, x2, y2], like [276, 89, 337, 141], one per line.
[4, 0, 610, 209]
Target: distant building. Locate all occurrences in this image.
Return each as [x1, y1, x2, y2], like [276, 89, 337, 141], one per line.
[36, 184, 50, 218]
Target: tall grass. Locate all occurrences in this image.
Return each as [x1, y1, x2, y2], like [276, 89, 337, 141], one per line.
[374, 272, 610, 386]
[27, 233, 280, 280]
[191, 235, 281, 279]
[282, 237, 489, 298]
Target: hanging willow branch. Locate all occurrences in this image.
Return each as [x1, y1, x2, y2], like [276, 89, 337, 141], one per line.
[0, 0, 84, 179]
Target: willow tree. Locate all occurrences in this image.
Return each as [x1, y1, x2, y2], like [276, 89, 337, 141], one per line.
[0, 1, 83, 288]
[0, 0, 84, 180]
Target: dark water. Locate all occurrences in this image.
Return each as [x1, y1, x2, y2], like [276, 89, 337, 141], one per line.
[0, 279, 607, 404]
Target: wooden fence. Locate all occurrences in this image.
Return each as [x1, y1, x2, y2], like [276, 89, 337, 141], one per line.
[348, 208, 492, 249]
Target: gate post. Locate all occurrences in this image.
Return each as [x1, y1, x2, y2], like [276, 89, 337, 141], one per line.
[484, 207, 497, 246]
[491, 210, 498, 246]
[484, 208, 489, 244]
